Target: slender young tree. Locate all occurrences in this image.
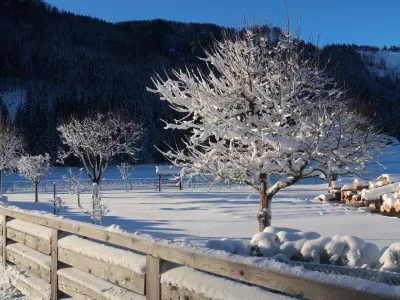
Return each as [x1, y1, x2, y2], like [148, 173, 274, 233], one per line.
[0, 125, 24, 195]
[63, 168, 85, 208]
[117, 162, 132, 191]
[18, 153, 52, 203]
[148, 28, 392, 231]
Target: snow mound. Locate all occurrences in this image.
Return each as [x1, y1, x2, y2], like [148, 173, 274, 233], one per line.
[208, 227, 384, 270]
[380, 243, 400, 272]
[314, 193, 333, 202]
[205, 238, 251, 256]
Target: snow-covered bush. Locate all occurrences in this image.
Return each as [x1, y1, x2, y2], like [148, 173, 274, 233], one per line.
[148, 26, 393, 231]
[380, 243, 400, 272]
[206, 227, 382, 269]
[17, 153, 52, 203]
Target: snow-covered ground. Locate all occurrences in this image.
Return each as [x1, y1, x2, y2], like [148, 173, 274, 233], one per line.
[359, 50, 400, 77]
[4, 182, 399, 251]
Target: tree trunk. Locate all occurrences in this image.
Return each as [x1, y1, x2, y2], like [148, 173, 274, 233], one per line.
[77, 190, 81, 208]
[329, 174, 338, 187]
[257, 173, 272, 231]
[0, 170, 2, 196]
[92, 183, 99, 224]
[34, 182, 39, 203]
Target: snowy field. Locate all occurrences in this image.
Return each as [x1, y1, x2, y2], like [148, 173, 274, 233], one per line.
[3, 179, 399, 251]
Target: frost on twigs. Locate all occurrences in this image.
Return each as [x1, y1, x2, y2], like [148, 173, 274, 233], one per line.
[62, 168, 85, 207]
[148, 27, 393, 229]
[117, 162, 132, 191]
[0, 124, 24, 194]
[57, 112, 143, 185]
[17, 153, 52, 203]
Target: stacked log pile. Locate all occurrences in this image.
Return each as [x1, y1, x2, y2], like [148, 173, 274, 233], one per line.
[324, 174, 400, 216]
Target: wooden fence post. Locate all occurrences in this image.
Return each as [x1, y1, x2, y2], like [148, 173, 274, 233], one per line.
[146, 255, 161, 300]
[51, 229, 59, 300]
[2, 214, 7, 266]
[53, 182, 56, 215]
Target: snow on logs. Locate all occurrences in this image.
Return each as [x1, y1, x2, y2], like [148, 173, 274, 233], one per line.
[325, 176, 400, 215]
[361, 182, 399, 201]
[379, 173, 400, 185]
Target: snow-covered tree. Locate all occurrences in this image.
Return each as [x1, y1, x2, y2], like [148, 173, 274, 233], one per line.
[57, 113, 143, 184]
[0, 125, 24, 194]
[117, 162, 132, 191]
[62, 168, 85, 208]
[18, 153, 52, 203]
[148, 29, 392, 231]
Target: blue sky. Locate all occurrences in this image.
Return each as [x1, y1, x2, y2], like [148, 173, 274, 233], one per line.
[45, 0, 399, 47]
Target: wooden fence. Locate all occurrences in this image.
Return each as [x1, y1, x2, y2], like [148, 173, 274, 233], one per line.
[0, 206, 390, 300]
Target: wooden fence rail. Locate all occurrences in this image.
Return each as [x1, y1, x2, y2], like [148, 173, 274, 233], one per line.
[0, 206, 390, 300]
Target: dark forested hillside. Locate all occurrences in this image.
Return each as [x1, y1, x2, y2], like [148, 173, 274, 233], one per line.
[0, 0, 399, 163]
[0, 0, 226, 162]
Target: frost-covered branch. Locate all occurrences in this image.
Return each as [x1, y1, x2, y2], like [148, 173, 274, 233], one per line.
[57, 112, 143, 184]
[0, 124, 24, 194]
[117, 162, 132, 191]
[62, 168, 85, 207]
[18, 153, 52, 203]
[148, 27, 392, 230]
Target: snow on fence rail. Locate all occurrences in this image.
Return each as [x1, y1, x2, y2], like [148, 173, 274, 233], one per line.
[0, 206, 396, 300]
[3, 177, 247, 194]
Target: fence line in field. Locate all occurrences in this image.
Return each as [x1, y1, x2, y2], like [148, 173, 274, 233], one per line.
[0, 205, 387, 300]
[3, 177, 248, 194]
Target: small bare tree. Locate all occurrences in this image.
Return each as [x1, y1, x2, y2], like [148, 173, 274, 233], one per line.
[117, 162, 132, 191]
[0, 125, 24, 195]
[18, 153, 52, 203]
[63, 168, 85, 208]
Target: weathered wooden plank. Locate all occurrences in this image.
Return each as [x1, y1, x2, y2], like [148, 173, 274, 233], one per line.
[149, 246, 387, 300]
[0, 207, 152, 254]
[51, 229, 59, 300]
[7, 227, 51, 255]
[58, 275, 107, 300]
[8, 270, 51, 300]
[161, 284, 210, 300]
[2, 214, 7, 265]
[146, 255, 161, 300]
[6, 248, 50, 282]
[58, 247, 145, 295]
